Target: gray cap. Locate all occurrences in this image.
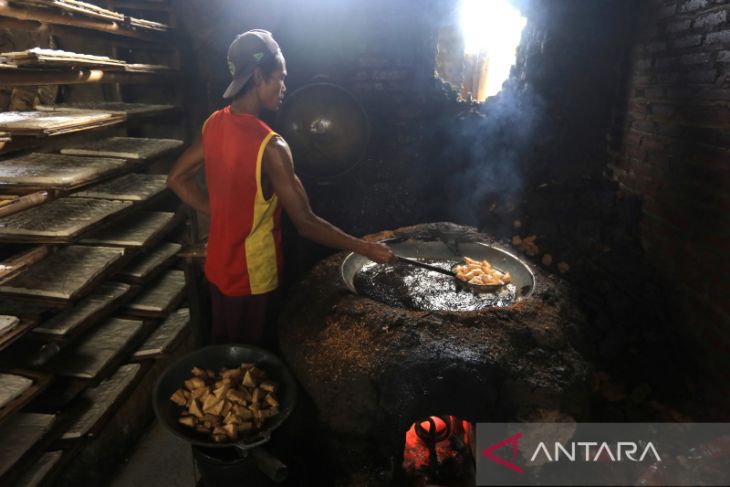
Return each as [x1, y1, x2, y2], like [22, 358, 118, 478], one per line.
[223, 29, 281, 99]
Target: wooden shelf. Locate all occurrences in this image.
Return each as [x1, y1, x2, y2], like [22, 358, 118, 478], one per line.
[0, 4, 169, 42]
[0, 67, 176, 86]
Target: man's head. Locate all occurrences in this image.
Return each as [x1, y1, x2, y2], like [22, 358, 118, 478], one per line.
[224, 29, 287, 109]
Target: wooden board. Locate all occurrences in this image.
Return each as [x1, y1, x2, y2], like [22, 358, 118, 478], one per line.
[0, 413, 55, 480]
[132, 307, 189, 359]
[37, 102, 174, 116]
[0, 110, 124, 136]
[119, 242, 180, 283]
[60, 136, 183, 159]
[0, 315, 19, 339]
[0, 369, 52, 429]
[0, 245, 126, 302]
[80, 211, 176, 247]
[0, 197, 132, 242]
[33, 281, 131, 338]
[0, 372, 33, 409]
[61, 363, 141, 439]
[9, 0, 125, 21]
[49, 317, 144, 379]
[0, 47, 127, 68]
[70, 173, 168, 201]
[123, 269, 185, 317]
[14, 450, 63, 487]
[0, 152, 131, 191]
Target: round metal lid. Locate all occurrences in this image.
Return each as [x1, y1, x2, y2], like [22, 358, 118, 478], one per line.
[275, 82, 369, 180]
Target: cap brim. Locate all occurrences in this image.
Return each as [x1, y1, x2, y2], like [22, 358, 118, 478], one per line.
[222, 74, 251, 99]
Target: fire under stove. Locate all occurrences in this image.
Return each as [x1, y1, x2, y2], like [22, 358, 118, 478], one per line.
[279, 223, 589, 486]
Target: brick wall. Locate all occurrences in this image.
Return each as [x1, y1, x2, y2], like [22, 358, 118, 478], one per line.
[610, 0, 730, 388]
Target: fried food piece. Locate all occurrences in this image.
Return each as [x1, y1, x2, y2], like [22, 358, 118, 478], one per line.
[170, 389, 187, 406]
[455, 257, 512, 286]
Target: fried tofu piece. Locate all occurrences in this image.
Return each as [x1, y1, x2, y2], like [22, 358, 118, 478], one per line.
[223, 423, 238, 440]
[170, 389, 187, 406]
[179, 415, 196, 428]
[189, 399, 204, 419]
[265, 394, 279, 408]
[260, 381, 278, 393]
[191, 367, 205, 377]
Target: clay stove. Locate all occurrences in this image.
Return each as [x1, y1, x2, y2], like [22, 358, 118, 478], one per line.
[279, 223, 589, 486]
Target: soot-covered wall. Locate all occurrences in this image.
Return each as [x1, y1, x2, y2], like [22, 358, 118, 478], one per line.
[610, 0, 730, 391]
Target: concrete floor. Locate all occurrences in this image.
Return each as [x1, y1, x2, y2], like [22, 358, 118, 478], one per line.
[111, 421, 197, 487]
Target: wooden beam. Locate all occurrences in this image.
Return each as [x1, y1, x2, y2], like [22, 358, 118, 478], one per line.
[0, 68, 175, 86]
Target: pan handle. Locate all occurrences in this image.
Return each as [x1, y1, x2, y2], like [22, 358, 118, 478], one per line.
[251, 446, 288, 482]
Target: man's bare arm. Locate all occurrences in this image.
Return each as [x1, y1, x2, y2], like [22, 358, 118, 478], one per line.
[166, 140, 210, 215]
[263, 136, 395, 264]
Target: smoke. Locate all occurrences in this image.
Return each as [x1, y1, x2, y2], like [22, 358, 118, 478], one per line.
[439, 83, 546, 232]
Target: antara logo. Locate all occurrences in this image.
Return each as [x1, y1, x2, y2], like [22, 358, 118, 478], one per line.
[482, 433, 662, 474]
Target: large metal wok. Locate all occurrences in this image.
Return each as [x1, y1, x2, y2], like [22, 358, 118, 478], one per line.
[153, 345, 297, 450]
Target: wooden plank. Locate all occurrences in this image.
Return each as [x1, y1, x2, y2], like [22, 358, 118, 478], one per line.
[0, 197, 133, 243]
[0, 4, 165, 41]
[0, 68, 175, 86]
[119, 242, 180, 283]
[0, 369, 53, 429]
[80, 211, 177, 247]
[131, 307, 188, 359]
[60, 136, 182, 160]
[0, 110, 125, 136]
[123, 269, 185, 318]
[32, 281, 131, 339]
[70, 173, 167, 201]
[49, 316, 144, 379]
[60, 363, 141, 439]
[0, 245, 126, 302]
[14, 450, 63, 487]
[36, 102, 174, 116]
[0, 413, 56, 482]
[0, 153, 131, 192]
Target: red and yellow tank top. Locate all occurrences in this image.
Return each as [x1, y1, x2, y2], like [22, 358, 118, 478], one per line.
[202, 107, 283, 296]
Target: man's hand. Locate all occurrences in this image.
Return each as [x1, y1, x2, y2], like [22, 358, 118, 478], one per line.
[360, 241, 397, 264]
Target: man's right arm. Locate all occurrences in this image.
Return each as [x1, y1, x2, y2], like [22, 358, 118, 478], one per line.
[166, 140, 210, 215]
[263, 135, 395, 264]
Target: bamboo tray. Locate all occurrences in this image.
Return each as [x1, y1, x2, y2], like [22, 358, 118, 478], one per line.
[0, 197, 133, 243]
[119, 242, 180, 284]
[61, 363, 141, 439]
[49, 316, 144, 379]
[0, 245, 126, 302]
[33, 282, 132, 339]
[80, 211, 177, 248]
[0, 152, 131, 192]
[60, 136, 183, 159]
[123, 269, 185, 318]
[70, 173, 168, 201]
[131, 307, 189, 359]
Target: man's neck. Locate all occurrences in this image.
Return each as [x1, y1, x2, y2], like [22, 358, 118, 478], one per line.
[229, 92, 261, 116]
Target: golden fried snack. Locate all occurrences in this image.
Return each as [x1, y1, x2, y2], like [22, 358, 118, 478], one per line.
[454, 257, 512, 286]
[169, 363, 281, 443]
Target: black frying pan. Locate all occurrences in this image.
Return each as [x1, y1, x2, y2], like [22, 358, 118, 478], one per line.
[153, 345, 298, 451]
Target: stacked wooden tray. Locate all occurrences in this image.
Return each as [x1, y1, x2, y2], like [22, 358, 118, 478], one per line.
[9, 0, 125, 21]
[60, 136, 183, 160]
[132, 307, 189, 359]
[49, 317, 144, 379]
[0, 413, 56, 483]
[61, 363, 141, 439]
[124, 269, 185, 318]
[13, 450, 63, 487]
[71, 173, 168, 201]
[32, 282, 132, 340]
[36, 102, 174, 116]
[0, 110, 125, 137]
[0, 198, 133, 243]
[119, 242, 181, 284]
[0, 370, 52, 428]
[80, 211, 178, 248]
[0, 246, 126, 303]
[0, 153, 132, 192]
[0, 48, 126, 69]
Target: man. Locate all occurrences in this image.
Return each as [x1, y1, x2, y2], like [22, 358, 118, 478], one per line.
[167, 29, 395, 345]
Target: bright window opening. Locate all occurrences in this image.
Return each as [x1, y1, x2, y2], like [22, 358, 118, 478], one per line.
[436, 0, 527, 102]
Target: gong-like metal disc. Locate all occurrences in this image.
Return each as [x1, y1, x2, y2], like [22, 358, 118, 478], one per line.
[276, 82, 369, 179]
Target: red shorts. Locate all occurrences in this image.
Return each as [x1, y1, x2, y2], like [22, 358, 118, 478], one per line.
[209, 283, 273, 345]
